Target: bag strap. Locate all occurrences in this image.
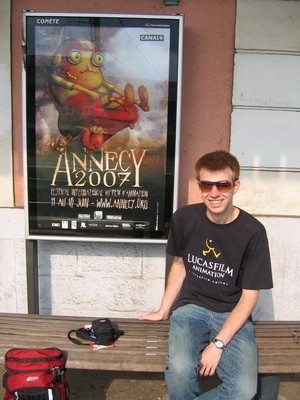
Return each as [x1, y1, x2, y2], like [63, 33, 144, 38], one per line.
[67, 329, 92, 345]
[67, 326, 124, 345]
[112, 328, 124, 341]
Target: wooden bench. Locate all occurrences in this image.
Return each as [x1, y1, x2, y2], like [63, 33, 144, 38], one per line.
[0, 313, 299, 374]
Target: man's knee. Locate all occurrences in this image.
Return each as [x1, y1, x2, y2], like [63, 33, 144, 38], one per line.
[165, 357, 194, 381]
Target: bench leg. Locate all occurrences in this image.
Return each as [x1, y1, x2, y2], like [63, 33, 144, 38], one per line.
[254, 374, 280, 400]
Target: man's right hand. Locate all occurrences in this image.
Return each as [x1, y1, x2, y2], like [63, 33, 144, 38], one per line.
[138, 311, 168, 321]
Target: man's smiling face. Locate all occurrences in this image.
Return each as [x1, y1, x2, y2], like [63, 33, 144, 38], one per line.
[198, 167, 240, 224]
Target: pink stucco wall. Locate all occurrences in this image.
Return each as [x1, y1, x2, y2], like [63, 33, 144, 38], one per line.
[11, 0, 236, 208]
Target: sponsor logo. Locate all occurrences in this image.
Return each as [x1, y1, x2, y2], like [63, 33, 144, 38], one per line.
[78, 214, 91, 219]
[140, 35, 164, 41]
[71, 221, 77, 229]
[122, 223, 132, 229]
[135, 222, 146, 230]
[61, 221, 68, 229]
[106, 215, 122, 220]
[94, 211, 103, 220]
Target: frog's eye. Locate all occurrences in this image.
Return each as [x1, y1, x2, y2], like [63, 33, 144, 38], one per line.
[92, 52, 103, 67]
[67, 50, 82, 65]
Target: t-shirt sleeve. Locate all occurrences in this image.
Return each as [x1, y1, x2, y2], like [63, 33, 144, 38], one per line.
[237, 225, 273, 290]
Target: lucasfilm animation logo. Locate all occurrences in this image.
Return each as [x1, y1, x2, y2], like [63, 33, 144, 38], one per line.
[140, 34, 164, 42]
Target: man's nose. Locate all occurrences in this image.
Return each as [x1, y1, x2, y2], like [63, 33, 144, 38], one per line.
[209, 184, 221, 196]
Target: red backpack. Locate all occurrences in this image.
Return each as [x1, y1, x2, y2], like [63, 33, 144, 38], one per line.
[3, 348, 69, 400]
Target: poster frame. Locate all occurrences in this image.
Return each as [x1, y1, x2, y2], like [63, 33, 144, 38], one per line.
[22, 11, 183, 243]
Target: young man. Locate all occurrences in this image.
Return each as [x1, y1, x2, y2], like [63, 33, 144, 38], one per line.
[139, 150, 273, 400]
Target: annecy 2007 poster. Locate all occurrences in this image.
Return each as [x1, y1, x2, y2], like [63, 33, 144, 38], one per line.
[23, 13, 183, 242]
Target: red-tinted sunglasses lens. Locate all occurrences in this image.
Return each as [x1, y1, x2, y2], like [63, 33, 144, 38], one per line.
[199, 180, 232, 193]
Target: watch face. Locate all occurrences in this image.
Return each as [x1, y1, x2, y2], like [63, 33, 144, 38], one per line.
[213, 339, 225, 349]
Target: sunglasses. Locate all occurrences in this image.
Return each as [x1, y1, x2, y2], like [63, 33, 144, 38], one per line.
[198, 180, 233, 193]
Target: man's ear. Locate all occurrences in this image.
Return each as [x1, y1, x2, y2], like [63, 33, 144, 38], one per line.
[233, 180, 241, 194]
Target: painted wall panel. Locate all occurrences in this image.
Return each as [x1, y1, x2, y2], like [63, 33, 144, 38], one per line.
[253, 217, 300, 321]
[233, 53, 300, 109]
[234, 169, 300, 216]
[231, 109, 300, 216]
[236, 0, 300, 52]
[231, 109, 300, 169]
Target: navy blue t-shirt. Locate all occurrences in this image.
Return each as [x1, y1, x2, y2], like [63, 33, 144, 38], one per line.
[166, 203, 273, 312]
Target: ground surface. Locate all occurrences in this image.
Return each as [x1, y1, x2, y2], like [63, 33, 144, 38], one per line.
[1, 367, 299, 399]
[0, 365, 300, 400]
[68, 371, 300, 400]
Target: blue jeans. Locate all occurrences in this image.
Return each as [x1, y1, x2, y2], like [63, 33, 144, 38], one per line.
[164, 304, 258, 400]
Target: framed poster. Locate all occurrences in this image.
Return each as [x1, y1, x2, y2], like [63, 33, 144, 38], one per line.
[23, 12, 183, 242]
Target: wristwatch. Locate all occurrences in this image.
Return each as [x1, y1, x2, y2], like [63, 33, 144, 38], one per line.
[212, 338, 226, 350]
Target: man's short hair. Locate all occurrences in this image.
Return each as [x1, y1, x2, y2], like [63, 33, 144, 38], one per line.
[195, 150, 240, 182]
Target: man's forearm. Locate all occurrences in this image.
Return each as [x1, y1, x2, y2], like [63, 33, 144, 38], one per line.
[158, 256, 186, 317]
[215, 289, 259, 345]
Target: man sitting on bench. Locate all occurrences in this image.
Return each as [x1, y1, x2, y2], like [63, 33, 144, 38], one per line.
[140, 150, 274, 400]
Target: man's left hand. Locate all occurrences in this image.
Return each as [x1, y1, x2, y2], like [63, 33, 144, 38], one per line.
[198, 342, 223, 376]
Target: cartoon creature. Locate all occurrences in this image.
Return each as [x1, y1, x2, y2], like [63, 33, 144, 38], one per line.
[45, 39, 150, 154]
